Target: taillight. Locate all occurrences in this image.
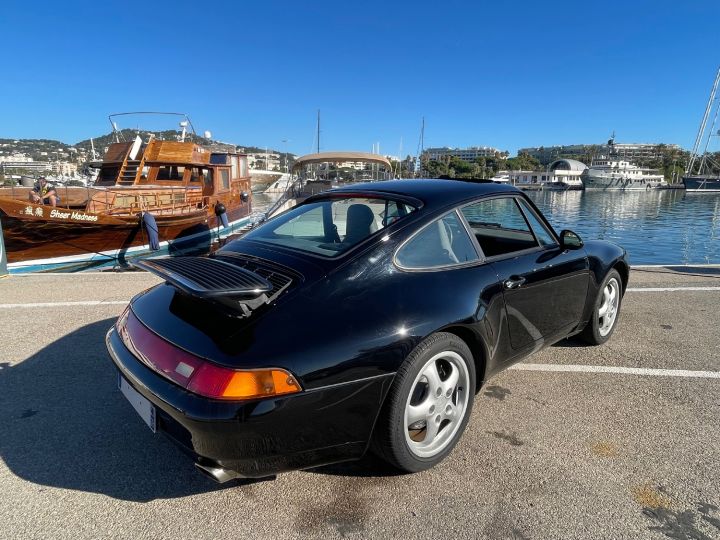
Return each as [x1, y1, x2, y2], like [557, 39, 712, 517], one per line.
[116, 307, 301, 400]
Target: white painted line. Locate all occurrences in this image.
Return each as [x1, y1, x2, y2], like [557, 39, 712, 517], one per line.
[510, 363, 720, 379]
[0, 301, 128, 309]
[627, 286, 720, 292]
[632, 264, 720, 268]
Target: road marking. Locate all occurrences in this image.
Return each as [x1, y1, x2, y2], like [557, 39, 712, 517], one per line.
[0, 300, 128, 309]
[627, 286, 720, 292]
[511, 363, 720, 379]
[632, 264, 720, 268]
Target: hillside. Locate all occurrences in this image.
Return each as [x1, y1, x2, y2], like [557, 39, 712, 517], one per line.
[1, 131, 295, 167]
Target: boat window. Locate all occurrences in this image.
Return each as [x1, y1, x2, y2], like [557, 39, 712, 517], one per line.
[191, 167, 213, 187]
[97, 165, 120, 184]
[156, 165, 186, 181]
[395, 211, 479, 269]
[460, 197, 539, 257]
[243, 196, 417, 257]
[517, 199, 557, 246]
[220, 169, 230, 190]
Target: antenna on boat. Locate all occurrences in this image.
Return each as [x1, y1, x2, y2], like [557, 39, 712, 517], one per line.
[179, 121, 189, 142]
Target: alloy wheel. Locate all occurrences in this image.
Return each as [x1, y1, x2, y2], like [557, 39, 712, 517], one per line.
[403, 351, 470, 458]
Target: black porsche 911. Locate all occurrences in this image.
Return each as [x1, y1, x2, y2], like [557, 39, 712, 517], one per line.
[106, 179, 628, 481]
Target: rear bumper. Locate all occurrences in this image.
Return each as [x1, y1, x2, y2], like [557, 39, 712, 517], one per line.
[106, 328, 393, 477]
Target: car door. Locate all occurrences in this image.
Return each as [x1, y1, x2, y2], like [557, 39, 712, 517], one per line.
[459, 195, 589, 352]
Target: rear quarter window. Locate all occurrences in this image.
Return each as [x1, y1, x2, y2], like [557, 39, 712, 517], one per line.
[395, 211, 479, 269]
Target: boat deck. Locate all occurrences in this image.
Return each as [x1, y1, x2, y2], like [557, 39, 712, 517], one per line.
[1, 266, 719, 539]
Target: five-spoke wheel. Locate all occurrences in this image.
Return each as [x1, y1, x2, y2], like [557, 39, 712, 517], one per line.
[404, 351, 470, 458]
[580, 268, 624, 345]
[373, 333, 476, 472]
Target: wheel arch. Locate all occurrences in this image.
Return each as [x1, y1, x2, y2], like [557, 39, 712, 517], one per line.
[439, 325, 488, 393]
[613, 260, 629, 294]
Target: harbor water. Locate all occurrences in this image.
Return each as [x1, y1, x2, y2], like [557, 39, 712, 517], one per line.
[526, 190, 720, 264]
[256, 188, 720, 265]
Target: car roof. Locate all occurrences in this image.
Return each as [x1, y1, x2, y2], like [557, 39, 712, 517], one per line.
[327, 179, 520, 210]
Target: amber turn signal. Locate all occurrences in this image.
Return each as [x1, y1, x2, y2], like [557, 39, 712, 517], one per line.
[219, 369, 301, 399]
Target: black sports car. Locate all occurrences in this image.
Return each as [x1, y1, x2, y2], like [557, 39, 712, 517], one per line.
[106, 179, 628, 481]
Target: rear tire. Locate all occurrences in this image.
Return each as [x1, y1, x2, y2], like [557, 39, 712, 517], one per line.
[372, 332, 475, 473]
[580, 269, 623, 345]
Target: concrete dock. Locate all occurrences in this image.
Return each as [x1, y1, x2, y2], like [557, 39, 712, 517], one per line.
[0, 267, 719, 539]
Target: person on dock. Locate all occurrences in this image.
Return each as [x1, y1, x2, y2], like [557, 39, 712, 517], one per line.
[28, 177, 58, 207]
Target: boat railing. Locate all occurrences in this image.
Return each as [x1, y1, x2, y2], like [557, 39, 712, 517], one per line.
[264, 177, 309, 218]
[88, 186, 205, 216]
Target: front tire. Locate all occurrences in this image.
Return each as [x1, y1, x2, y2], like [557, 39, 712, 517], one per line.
[580, 269, 623, 345]
[372, 332, 476, 473]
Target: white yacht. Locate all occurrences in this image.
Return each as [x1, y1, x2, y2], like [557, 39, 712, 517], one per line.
[582, 157, 665, 190]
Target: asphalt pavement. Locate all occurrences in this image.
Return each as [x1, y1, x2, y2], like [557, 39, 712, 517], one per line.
[0, 266, 718, 540]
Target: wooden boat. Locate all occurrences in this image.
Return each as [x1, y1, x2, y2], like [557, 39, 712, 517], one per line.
[0, 115, 253, 272]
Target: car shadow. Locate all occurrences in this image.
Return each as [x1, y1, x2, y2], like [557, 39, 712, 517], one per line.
[551, 337, 589, 348]
[0, 318, 259, 502]
[307, 453, 404, 478]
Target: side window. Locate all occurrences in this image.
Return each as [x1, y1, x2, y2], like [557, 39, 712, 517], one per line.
[156, 165, 185, 181]
[396, 211, 479, 269]
[220, 169, 230, 190]
[460, 197, 539, 257]
[517, 199, 557, 247]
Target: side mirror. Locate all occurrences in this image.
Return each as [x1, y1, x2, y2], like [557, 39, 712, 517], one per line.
[560, 229, 584, 250]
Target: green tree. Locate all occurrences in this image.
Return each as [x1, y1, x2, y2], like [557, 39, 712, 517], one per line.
[506, 152, 541, 171]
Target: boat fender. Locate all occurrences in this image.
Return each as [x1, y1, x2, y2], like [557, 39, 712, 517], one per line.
[215, 202, 229, 228]
[240, 191, 249, 203]
[142, 212, 160, 250]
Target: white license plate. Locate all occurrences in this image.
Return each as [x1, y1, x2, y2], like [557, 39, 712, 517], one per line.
[119, 374, 156, 433]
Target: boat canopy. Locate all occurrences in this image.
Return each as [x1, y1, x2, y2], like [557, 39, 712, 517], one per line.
[292, 152, 392, 171]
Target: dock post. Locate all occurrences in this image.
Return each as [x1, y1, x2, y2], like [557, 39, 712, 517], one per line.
[0, 215, 7, 278]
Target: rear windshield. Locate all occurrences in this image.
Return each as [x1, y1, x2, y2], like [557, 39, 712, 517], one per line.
[244, 197, 418, 257]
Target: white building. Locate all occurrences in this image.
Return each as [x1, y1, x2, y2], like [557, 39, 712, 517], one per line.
[423, 146, 507, 163]
[502, 159, 586, 189]
[0, 153, 34, 163]
[247, 153, 281, 171]
[519, 142, 682, 165]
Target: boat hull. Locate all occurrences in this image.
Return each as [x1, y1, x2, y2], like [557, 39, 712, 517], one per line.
[581, 171, 665, 190]
[0, 198, 252, 273]
[682, 176, 720, 192]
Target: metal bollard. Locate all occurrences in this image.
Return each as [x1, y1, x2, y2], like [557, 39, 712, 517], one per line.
[0, 215, 8, 278]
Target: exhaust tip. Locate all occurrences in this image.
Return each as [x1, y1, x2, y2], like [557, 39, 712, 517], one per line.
[195, 462, 241, 484]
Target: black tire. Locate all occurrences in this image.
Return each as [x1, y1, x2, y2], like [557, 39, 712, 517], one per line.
[579, 269, 623, 345]
[372, 332, 476, 473]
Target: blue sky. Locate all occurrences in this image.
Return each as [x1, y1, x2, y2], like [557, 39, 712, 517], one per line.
[1, 0, 719, 156]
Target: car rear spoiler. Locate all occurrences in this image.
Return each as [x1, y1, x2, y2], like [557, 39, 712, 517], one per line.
[133, 257, 275, 317]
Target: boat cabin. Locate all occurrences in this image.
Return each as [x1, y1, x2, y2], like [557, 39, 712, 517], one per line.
[87, 138, 251, 216]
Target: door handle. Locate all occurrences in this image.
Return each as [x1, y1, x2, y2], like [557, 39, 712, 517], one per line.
[504, 275, 526, 289]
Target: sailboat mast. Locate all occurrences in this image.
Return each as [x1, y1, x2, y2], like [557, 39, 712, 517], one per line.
[317, 110, 320, 154]
[418, 116, 425, 177]
[687, 66, 720, 175]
